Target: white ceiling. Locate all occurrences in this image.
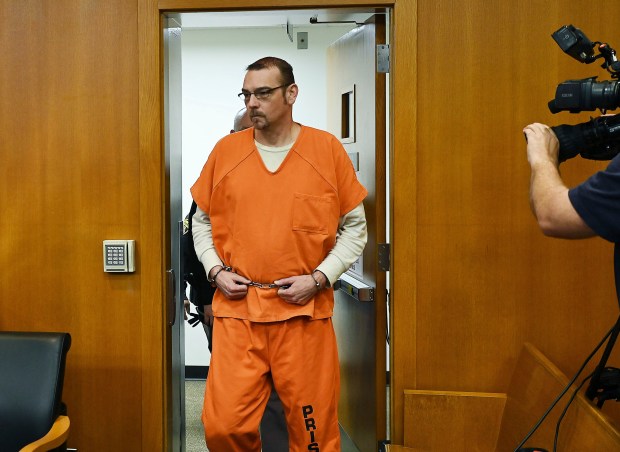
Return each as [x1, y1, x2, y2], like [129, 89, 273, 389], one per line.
[178, 8, 381, 29]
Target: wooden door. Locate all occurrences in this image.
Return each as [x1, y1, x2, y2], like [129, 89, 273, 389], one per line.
[1, 1, 168, 449]
[327, 16, 388, 451]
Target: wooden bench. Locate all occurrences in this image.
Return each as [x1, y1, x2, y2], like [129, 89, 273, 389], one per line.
[392, 343, 620, 451]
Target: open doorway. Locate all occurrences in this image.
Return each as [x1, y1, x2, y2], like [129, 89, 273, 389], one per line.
[166, 8, 391, 451]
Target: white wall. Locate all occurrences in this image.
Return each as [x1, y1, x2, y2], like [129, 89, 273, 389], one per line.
[181, 24, 354, 366]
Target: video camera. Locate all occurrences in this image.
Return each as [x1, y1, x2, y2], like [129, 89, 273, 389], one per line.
[548, 25, 620, 162]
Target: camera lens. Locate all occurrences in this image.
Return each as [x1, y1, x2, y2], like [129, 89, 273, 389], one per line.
[548, 78, 620, 113]
[552, 114, 620, 162]
[589, 80, 620, 111]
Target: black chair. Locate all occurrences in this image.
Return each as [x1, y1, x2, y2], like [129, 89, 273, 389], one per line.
[0, 331, 71, 452]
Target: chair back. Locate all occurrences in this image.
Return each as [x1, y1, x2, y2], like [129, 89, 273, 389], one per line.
[0, 331, 71, 451]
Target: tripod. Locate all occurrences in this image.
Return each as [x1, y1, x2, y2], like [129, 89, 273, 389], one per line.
[584, 244, 620, 407]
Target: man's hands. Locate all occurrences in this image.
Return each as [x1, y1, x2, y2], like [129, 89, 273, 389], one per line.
[524, 122, 560, 168]
[183, 299, 190, 321]
[210, 266, 251, 300]
[210, 265, 327, 306]
[523, 122, 596, 239]
[275, 271, 326, 306]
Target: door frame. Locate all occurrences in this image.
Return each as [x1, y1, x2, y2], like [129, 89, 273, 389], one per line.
[139, 0, 417, 448]
[327, 16, 388, 449]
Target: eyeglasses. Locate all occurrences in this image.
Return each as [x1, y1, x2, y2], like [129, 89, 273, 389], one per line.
[238, 84, 290, 103]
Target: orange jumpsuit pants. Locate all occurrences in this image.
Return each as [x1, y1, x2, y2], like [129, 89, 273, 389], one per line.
[202, 316, 340, 451]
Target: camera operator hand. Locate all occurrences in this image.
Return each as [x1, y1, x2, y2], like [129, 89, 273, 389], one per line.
[524, 122, 595, 239]
[524, 122, 560, 167]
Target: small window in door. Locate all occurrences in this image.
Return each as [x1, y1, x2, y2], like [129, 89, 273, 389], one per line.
[341, 84, 356, 144]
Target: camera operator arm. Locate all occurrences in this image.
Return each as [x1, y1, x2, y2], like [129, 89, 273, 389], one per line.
[524, 123, 597, 238]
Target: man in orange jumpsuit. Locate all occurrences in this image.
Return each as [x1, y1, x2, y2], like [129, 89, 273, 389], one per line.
[191, 56, 368, 451]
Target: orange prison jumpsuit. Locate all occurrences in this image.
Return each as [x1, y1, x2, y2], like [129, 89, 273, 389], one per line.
[191, 125, 367, 451]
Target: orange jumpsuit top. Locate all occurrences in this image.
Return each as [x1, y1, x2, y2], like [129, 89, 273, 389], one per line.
[191, 125, 367, 322]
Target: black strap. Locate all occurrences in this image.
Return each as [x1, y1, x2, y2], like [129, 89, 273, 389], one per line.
[615, 243, 620, 305]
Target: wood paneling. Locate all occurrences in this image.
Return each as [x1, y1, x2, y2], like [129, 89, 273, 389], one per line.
[390, 0, 620, 444]
[404, 390, 506, 451]
[1, 0, 165, 449]
[139, 0, 168, 450]
[386, 446, 426, 452]
[400, 344, 620, 451]
[390, 0, 418, 442]
[159, 0, 393, 10]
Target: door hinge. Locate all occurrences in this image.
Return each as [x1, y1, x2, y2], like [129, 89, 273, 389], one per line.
[377, 44, 390, 73]
[378, 243, 390, 271]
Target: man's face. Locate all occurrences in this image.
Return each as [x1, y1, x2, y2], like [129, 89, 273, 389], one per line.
[242, 67, 296, 131]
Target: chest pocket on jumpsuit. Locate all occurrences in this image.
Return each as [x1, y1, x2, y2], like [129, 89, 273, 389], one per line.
[292, 192, 335, 235]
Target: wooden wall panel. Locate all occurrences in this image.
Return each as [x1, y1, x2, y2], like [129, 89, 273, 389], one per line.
[391, 0, 620, 443]
[139, 0, 168, 449]
[403, 390, 506, 451]
[391, 0, 419, 442]
[0, 1, 165, 449]
[399, 345, 620, 451]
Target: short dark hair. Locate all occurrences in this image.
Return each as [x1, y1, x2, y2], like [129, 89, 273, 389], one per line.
[246, 57, 295, 86]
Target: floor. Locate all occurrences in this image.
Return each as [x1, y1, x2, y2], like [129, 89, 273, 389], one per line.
[185, 379, 206, 452]
[184, 379, 362, 452]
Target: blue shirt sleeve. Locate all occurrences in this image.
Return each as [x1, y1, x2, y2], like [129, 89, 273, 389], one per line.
[568, 154, 620, 243]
